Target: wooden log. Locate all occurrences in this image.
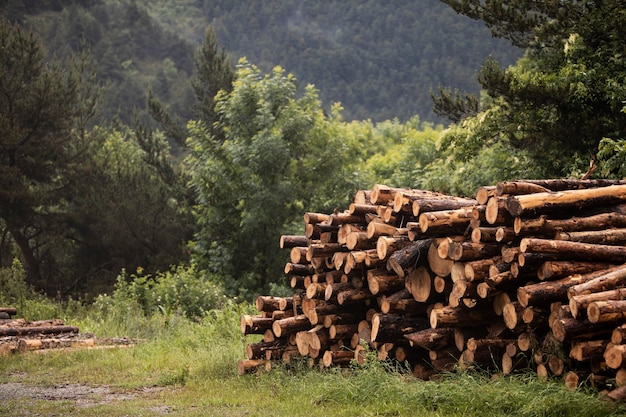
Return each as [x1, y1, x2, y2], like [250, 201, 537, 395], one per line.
[495, 181, 550, 196]
[255, 296, 286, 312]
[284, 262, 315, 276]
[376, 236, 411, 260]
[0, 308, 17, 316]
[0, 325, 79, 337]
[366, 221, 405, 240]
[418, 207, 473, 234]
[475, 186, 497, 205]
[237, 359, 271, 375]
[371, 313, 429, 342]
[430, 305, 496, 329]
[346, 232, 375, 251]
[612, 324, 626, 344]
[405, 266, 433, 302]
[518, 265, 626, 308]
[510, 178, 626, 191]
[337, 288, 373, 305]
[514, 210, 626, 236]
[322, 349, 356, 367]
[569, 288, 626, 319]
[506, 185, 626, 217]
[349, 203, 378, 216]
[246, 340, 288, 360]
[386, 239, 432, 278]
[605, 344, 626, 369]
[485, 197, 513, 225]
[464, 257, 501, 281]
[281, 235, 309, 249]
[272, 314, 310, 338]
[567, 264, 626, 297]
[411, 196, 477, 217]
[240, 314, 274, 335]
[587, 300, 626, 324]
[447, 241, 501, 262]
[555, 228, 626, 246]
[520, 238, 626, 263]
[307, 242, 349, 261]
[471, 226, 499, 243]
[404, 327, 456, 351]
[367, 268, 404, 295]
[569, 340, 609, 362]
[537, 261, 616, 281]
[502, 302, 525, 331]
[551, 317, 613, 343]
[427, 242, 454, 277]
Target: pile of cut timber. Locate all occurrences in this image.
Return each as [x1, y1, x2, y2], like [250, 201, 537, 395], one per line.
[238, 180, 626, 401]
[0, 307, 139, 355]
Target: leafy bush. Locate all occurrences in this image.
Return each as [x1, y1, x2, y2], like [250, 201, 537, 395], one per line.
[0, 259, 64, 321]
[92, 264, 228, 322]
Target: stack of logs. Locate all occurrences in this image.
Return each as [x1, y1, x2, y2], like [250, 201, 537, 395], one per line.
[0, 307, 137, 354]
[239, 179, 626, 401]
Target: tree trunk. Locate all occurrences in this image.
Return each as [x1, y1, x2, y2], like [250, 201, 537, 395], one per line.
[587, 300, 626, 324]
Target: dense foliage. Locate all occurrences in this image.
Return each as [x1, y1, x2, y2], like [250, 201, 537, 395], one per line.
[436, 0, 626, 178]
[2, 0, 521, 127]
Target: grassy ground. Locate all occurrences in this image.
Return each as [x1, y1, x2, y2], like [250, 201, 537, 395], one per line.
[2, 305, 626, 417]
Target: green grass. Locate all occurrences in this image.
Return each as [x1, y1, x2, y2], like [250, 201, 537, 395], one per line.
[1, 265, 626, 416]
[2, 303, 626, 417]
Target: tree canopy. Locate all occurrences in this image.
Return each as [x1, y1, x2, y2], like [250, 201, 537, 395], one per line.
[436, 0, 626, 177]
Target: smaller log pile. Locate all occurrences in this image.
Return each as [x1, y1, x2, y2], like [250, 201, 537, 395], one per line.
[238, 180, 626, 401]
[0, 307, 139, 355]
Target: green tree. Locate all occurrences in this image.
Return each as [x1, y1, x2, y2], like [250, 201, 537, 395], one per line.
[186, 59, 358, 297]
[0, 19, 99, 290]
[436, 0, 626, 176]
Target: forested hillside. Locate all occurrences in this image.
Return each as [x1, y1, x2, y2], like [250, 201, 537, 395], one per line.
[149, 0, 523, 122]
[3, 0, 521, 124]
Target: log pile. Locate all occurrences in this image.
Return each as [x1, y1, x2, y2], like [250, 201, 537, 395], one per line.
[238, 180, 626, 400]
[0, 307, 139, 355]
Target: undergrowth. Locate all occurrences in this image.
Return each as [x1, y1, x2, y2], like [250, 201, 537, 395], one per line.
[2, 260, 626, 416]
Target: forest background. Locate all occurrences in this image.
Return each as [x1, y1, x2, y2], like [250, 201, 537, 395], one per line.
[1, 0, 626, 313]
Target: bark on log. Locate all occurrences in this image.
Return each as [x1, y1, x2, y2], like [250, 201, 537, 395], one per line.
[555, 228, 626, 246]
[371, 313, 429, 342]
[418, 207, 474, 234]
[567, 264, 626, 297]
[430, 305, 496, 329]
[447, 241, 501, 262]
[551, 317, 613, 343]
[376, 236, 411, 260]
[569, 288, 626, 319]
[495, 181, 550, 196]
[404, 327, 456, 351]
[514, 211, 626, 236]
[367, 268, 404, 295]
[241, 314, 274, 335]
[272, 314, 310, 338]
[411, 196, 477, 217]
[520, 238, 626, 263]
[386, 239, 432, 278]
[506, 184, 626, 217]
[464, 257, 501, 281]
[587, 300, 626, 324]
[538, 261, 616, 281]
[569, 340, 609, 362]
[0, 325, 79, 337]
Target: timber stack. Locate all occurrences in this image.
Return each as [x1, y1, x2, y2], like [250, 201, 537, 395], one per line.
[0, 307, 139, 354]
[238, 180, 626, 401]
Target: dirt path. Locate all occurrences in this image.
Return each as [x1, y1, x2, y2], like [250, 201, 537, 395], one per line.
[0, 382, 171, 412]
